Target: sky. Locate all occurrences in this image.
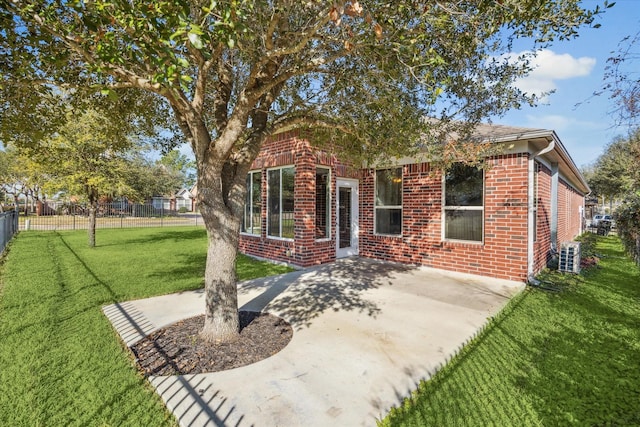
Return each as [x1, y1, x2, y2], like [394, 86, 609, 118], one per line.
[490, 0, 640, 169]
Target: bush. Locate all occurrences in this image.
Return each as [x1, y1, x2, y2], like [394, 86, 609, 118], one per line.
[178, 207, 189, 213]
[615, 194, 640, 267]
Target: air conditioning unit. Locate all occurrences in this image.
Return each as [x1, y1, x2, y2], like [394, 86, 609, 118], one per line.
[559, 241, 581, 273]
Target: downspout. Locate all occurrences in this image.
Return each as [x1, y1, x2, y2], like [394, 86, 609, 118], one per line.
[527, 138, 555, 282]
[550, 162, 559, 252]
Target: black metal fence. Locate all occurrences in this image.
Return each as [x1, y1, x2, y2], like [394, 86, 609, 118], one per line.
[20, 201, 203, 231]
[0, 210, 19, 254]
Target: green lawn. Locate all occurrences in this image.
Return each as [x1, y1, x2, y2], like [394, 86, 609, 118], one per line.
[382, 235, 640, 426]
[0, 227, 293, 427]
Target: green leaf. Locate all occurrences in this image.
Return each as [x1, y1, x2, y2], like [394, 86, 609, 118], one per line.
[99, 88, 118, 100]
[169, 29, 186, 41]
[189, 24, 204, 35]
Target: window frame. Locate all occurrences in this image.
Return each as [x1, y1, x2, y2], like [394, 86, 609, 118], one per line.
[374, 167, 403, 236]
[442, 164, 485, 243]
[241, 170, 262, 236]
[267, 165, 295, 241]
[315, 166, 332, 241]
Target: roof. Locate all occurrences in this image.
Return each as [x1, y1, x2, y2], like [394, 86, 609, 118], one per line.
[469, 123, 548, 141]
[470, 123, 590, 195]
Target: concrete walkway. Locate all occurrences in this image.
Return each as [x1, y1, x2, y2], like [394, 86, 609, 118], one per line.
[103, 258, 524, 427]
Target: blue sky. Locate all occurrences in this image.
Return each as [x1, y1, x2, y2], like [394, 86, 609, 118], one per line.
[491, 0, 640, 168]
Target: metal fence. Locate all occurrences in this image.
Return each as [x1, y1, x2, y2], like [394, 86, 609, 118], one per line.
[20, 201, 204, 231]
[0, 210, 19, 254]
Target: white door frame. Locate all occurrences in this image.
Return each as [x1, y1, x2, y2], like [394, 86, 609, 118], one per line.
[336, 178, 359, 258]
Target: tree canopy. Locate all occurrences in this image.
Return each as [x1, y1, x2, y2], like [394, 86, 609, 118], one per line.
[2, 1, 607, 162]
[587, 128, 640, 265]
[157, 149, 196, 189]
[0, 146, 46, 210]
[587, 135, 639, 202]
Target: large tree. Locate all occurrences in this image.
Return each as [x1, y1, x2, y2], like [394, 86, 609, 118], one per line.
[123, 153, 189, 201]
[0, 146, 47, 213]
[587, 134, 639, 210]
[31, 108, 150, 247]
[1, 1, 604, 342]
[157, 149, 197, 189]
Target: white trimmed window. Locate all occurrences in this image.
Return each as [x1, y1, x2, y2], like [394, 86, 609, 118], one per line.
[443, 164, 484, 242]
[267, 166, 295, 239]
[375, 168, 402, 235]
[241, 170, 261, 235]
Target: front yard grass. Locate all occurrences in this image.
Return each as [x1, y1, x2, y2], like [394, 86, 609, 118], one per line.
[0, 227, 293, 427]
[382, 235, 640, 426]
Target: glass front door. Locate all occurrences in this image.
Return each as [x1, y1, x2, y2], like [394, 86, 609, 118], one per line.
[339, 187, 351, 249]
[337, 179, 358, 258]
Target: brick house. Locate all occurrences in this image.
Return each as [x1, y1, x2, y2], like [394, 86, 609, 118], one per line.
[238, 124, 589, 282]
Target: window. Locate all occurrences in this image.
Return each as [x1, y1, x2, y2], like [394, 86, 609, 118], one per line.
[316, 167, 331, 239]
[242, 171, 261, 235]
[375, 168, 402, 235]
[444, 163, 483, 242]
[268, 166, 295, 239]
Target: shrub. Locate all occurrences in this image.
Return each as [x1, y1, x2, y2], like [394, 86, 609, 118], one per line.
[615, 193, 640, 267]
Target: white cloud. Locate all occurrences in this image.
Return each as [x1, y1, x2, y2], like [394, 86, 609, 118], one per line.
[509, 49, 596, 99]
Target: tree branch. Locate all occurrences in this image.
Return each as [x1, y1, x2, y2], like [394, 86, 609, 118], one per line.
[247, 6, 333, 91]
[211, 56, 233, 130]
[191, 44, 222, 114]
[271, 115, 361, 139]
[21, 6, 167, 95]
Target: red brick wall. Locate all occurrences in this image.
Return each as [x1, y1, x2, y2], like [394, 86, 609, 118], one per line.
[557, 177, 584, 245]
[359, 154, 530, 281]
[239, 133, 350, 267]
[534, 162, 552, 273]
[241, 136, 585, 282]
[532, 164, 586, 273]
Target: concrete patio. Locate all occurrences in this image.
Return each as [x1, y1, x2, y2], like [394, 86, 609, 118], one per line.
[103, 257, 524, 426]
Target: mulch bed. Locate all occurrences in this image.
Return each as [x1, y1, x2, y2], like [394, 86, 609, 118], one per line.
[130, 311, 293, 376]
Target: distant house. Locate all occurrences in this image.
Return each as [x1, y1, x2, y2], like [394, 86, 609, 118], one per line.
[174, 188, 195, 211]
[151, 187, 196, 212]
[238, 124, 589, 283]
[150, 196, 171, 211]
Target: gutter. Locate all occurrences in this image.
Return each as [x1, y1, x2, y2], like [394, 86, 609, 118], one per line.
[527, 136, 555, 282]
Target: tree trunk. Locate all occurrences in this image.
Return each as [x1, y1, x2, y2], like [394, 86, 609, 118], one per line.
[198, 191, 243, 343]
[194, 152, 249, 343]
[171, 99, 259, 344]
[88, 200, 97, 247]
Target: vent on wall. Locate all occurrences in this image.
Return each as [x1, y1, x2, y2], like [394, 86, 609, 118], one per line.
[559, 241, 581, 273]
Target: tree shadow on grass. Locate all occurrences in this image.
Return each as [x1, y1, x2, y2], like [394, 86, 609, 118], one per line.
[238, 257, 417, 329]
[145, 252, 207, 286]
[116, 228, 207, 246]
